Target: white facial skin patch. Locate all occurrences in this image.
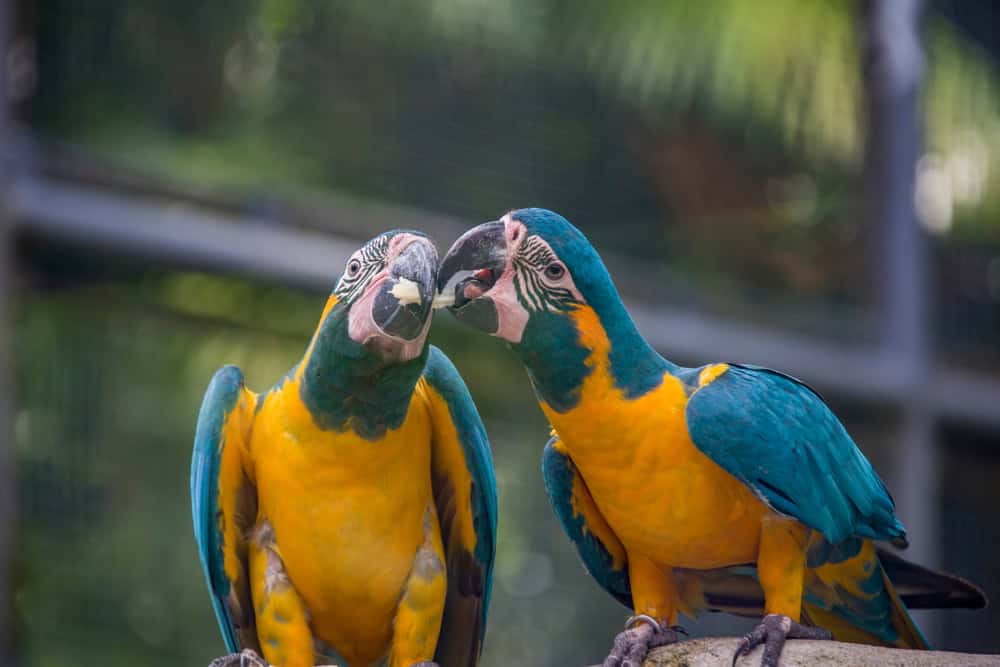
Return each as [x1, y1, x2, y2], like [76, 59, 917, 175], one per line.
[390, 277, 423, 306]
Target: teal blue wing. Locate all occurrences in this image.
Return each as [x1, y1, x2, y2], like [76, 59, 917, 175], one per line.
[422, 347, 498, 667]
[191, 365, 258, 654]
[542, 437, 632, 609]
[685, 364, 905, 546]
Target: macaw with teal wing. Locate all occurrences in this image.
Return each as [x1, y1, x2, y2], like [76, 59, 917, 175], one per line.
[435, 208, 984, 667]
[191, 231, 497, 667]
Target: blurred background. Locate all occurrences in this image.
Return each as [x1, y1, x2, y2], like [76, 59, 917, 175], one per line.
[1, 0, 998, 665]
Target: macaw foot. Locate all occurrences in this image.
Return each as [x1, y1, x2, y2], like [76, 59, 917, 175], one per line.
[732, 613, 832, 667]
[602, 614, 686, 667]
[207, 649, 268, 667]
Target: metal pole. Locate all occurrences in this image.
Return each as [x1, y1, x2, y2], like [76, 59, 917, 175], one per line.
[862, 0, 937, 640]
[0, 0, 17, 659]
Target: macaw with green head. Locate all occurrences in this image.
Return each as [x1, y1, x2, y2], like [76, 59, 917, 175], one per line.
[191, 230, 497, 667]
[435, 208, 985, 667]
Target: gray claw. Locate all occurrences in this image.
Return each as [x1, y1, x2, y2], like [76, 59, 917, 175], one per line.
[603, 618, 684, 667]
[732, 614, 832, 667]
[207, 649, 268, 667]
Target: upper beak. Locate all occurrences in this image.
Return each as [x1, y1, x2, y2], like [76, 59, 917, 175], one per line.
[372, 237, 437, 340]
[436, 221, 507, 309]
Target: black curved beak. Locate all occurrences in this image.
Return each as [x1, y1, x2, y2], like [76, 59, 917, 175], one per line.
[372, 237, 437, 340]
[436, 221, 507, 333]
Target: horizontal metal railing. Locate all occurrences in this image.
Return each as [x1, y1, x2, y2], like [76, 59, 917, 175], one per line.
[7, 171, 1000, 429]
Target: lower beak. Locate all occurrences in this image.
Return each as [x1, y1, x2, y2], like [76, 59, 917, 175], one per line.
[372, 238, 437, 340]
[436, 221, 507, 333]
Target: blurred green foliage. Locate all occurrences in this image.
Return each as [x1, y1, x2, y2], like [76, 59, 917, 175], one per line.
[28, 1, 998, 235]
[15, 275, 309, 665]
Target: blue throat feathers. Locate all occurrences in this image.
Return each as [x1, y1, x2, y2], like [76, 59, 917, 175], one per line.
[516, 311, 593, 413]
[298, 300, 428, 440]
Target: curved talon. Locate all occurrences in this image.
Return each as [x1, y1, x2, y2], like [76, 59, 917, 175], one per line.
[603, 618, 685, 667]
[207, 650, 268, 667]
[240, 650, 269, 667]
[732, 614, 832, 667]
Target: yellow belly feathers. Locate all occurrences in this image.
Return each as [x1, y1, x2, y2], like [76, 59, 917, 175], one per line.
[249, 367, 437, 665]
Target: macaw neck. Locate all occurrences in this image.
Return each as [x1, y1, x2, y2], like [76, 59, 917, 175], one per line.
[514, 302, 675, 414]
[298, 297, 428, 440]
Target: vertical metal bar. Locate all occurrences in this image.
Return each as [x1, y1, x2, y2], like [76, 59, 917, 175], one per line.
[863, 0, 938, 640]
[866, 0, 928, 361]
[0, 224, 12, 667]
[0, 0, 15, 660]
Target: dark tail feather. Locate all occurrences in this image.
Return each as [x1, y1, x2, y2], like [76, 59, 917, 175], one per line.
[878, 547, 988, 610]
[882, 562, 931, 649]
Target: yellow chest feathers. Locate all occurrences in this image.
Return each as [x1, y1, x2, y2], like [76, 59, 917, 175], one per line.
[247, 375, 438, 655]
[542, 307, 767, 568]
[540, 307, 692, 468]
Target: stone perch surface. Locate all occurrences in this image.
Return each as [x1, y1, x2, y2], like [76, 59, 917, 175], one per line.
[212, 638, 1000, 666]
[601, 637, 1000, 667]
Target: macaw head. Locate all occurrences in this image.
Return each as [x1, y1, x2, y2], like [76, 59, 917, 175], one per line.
[331, 230, 438, 363]
[298, 230, 438, 438]
[437, 208, 615, 343]
[437, 208, 665, 412]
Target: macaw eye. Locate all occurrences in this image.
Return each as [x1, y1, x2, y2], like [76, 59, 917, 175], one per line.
[347, 259, 362, 277]
[544, 263, 565, 280]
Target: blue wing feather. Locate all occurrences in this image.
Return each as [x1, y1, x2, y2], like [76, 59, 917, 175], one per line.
[422, 347, 498, 665]
[542, 438, 633, 609]
[191, 365, 250, 653]
[685, 364, 905, 546]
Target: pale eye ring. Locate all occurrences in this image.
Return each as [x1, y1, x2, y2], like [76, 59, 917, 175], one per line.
[347, 259, 362, 276]
[544, 263, 565, 280]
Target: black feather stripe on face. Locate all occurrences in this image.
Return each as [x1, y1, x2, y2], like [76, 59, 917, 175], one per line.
[335, 234, 390, 302]
[512, 236, 578, 313]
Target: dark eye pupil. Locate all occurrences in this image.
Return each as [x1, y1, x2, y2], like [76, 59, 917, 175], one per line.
[546, 264, 564, 278]
[349, 261, 361, 274]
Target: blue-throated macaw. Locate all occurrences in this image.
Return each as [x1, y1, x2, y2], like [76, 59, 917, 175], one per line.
[191, 230, 497, 667]
[435, 208, 985, 667]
